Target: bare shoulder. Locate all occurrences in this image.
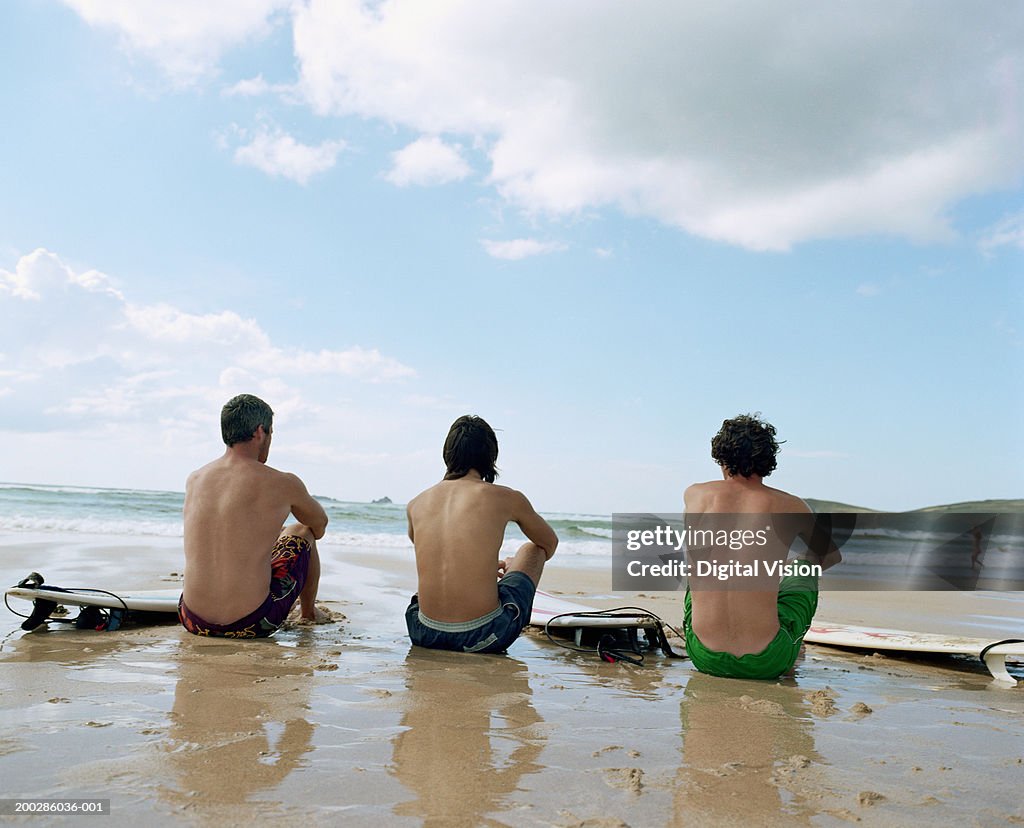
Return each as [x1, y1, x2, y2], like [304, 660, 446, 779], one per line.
[684, 481, 713, 495]
[185, 458, 220, 490]
[183, 469, 201, 505]
[767, 486, 811, 514]
[407, 482, 442, 508]
[406, 488, 427, 513]
[482, 484, 535, 519]
[263, 465, 308, 493]
[683, 480, 717, 509]
[493, 483, 529, 505]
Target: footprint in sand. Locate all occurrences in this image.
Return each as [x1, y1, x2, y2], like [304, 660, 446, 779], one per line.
[603, 767, 644, 794]
[592, 745, 623, 757]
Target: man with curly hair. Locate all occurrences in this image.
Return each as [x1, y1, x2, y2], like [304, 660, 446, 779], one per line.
[682, 414, 840, 679]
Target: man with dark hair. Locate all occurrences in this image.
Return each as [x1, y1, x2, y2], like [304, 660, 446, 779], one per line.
[442, 414, 499, 483]
[179, 393, 329, 638]
[220, 393, 274, 447]
[710, 413, 781, 479]
[682, 413, 840, 679]
[405, 415, 558, 653]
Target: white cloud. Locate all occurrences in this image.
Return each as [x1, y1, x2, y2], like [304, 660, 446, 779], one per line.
[481, 238, 568, 260]
[61, 0, 290, 85]
[232, 124, 347, 185]
[856, 283, 881, 297]
[55, 2, 1024, 249]
[290, 1, 1024, 250]
[223, 75, 273, 97]
[0, 247, 122, 301]
[119, 302, 414, 380]
[384, 136, 471, 187]
[245, 345, 415, 381]
[124, 303, 269, 348]
[980, 210, 1024, 253]
[64, 385, 145, 417]
[221, 74, 299, 101]
[1, 249, 415, 430]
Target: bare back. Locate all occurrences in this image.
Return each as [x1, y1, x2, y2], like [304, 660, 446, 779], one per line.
[183, 454, 324, 624]
[407, 475, 557, 622]
[684, 477, 810, 656]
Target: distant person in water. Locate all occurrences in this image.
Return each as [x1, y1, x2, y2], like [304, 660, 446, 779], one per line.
[683, 414, 841, 679]
[179, 394, 328, 638]
[405, 415, 558, 653]
[970, 526, 985, 570]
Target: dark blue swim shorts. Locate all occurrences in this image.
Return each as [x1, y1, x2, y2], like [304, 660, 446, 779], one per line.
[405, 571, 537, 654]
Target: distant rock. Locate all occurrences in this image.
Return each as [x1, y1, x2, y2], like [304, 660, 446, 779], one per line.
[371, 496, 392, 505]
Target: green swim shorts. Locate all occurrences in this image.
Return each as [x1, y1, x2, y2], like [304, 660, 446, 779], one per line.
[683, 563, 819, 680]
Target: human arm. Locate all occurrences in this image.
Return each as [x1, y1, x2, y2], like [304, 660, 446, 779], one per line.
[287, 474, 329, 539]
[511, 490, 558, 560]
[794, 501, 842, 571]
[808, 534, 842, 570]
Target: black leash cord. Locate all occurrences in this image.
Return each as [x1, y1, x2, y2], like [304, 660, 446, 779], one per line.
[978, 639, 1024, 664]
[5, 587, 130, 624]
[542, 605, 687, 664]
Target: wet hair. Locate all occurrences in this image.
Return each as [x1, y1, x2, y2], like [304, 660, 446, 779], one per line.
[221, 394, 273, 447]
[711, 413, 782, 478]
[443, 415, 499, 483]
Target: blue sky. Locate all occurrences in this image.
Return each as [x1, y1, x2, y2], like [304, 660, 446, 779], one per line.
[1, 1, 1021, 514]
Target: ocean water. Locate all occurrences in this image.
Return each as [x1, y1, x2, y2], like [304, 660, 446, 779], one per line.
[0, 482, 614, 560]
[1, 483, 1020, 592]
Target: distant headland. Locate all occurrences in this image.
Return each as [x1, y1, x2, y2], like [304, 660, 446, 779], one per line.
[805, 497, 1023, 513]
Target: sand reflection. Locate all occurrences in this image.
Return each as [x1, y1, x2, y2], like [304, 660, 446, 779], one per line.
[672, 672, 820, 824]
[391, 651, 545, 827]
[162, 639, 315, 808]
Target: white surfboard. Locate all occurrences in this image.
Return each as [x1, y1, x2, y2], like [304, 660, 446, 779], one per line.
[6, 586, 180, 614]
[804, 622, 1024, 684]
[530, 590, 658, 629]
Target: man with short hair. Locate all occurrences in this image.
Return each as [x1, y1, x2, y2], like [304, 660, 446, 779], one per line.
[405, 415, 558, 653]
[179, 393, 328, 638]
[683, 413, 840, 679]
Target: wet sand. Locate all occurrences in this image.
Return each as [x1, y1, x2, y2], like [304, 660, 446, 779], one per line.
[1, 534, 1022, 826]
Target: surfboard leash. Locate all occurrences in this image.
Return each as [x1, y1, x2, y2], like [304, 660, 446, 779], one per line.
[542, 606, 687, 665]
[6, 573, 131, 631]
[978, 639, 1024, 672]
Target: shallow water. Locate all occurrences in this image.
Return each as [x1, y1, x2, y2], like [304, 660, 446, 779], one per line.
[1, 534, 1022, 826]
